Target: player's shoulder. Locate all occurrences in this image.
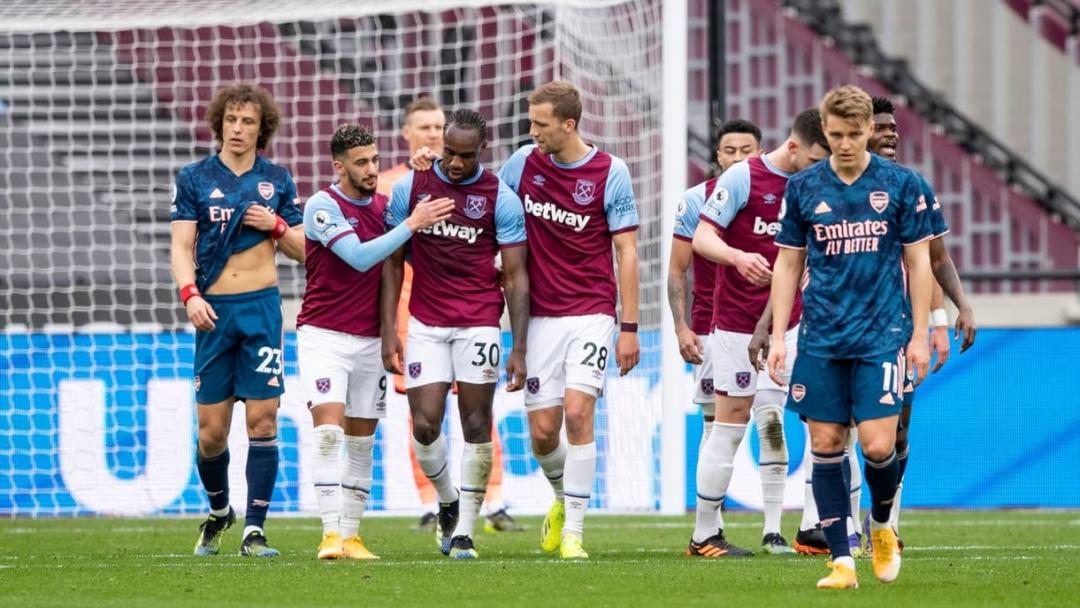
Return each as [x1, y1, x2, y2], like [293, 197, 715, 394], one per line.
[682, 179, 710, 204]
[304, 188, 335, 209]
[509, 144, 539, 164]
[176, 155, 215, 181]
[253, 156, 294, 182]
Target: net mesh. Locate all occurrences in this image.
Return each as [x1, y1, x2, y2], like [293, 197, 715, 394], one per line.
[0, 0, 664, 515]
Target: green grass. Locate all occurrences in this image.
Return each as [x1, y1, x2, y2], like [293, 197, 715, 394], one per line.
[2, 511, 1078, 607]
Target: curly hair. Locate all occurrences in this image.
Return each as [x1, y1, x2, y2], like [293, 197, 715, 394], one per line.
[329, 123, 376, 158]
[206, 83, 281, 150]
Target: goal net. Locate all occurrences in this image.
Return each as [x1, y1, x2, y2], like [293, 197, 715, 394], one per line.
[0, 0, 669, 516]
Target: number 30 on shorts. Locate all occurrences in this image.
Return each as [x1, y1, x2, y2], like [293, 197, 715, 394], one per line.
[471, 342, 500, 367]
[255, 346, 283, 375]
[580, 342, 608, 370]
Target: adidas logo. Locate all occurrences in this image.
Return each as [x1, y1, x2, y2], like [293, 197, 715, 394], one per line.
[209, 188, 225, 199]
[879, 392, 895, 405]
[814, 201, 832, 214]
[267, 376, 280, 387]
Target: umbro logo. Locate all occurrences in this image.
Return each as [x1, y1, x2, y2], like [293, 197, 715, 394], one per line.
[814, 201, 831, 214]
[879, 392, 895, 405]
[532, 174, 546, 186]
[209, 188, 225, 199]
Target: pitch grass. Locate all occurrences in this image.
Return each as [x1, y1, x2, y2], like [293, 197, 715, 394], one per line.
[1, 511, 1078, 607]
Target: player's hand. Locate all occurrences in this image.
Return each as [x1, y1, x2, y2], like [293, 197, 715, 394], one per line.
[616, 331, 640, 376]
[906, 335, 930, 387]
[185, 296, 218, 332]
[676, 326, 703, 364]
[408, 146, 439, 171]
[766, 336, 787, 386]
[955, 305, 977, 353]
[748, 322, 770, 371]
[242, 205, 277, 231]
[505, 348, 527, 392]
[929, 326, 950, 373]
[381, 335, 404, 374]
[733, 250, 772, 287]
[405, 196, 455, 231]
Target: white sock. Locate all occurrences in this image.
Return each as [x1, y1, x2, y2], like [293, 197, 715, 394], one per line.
[341, 434, 374, 539]
[699, 420, 714, 455]
[753, 397, 788, 536]
[800, 437, 819, 531]
[693, 422, 745, 543]
[312, 424, 344, 535]
[889, 445, 908, 532]
[834, 555, 856, 571]
[562, 442, 597, 539]
[210, 506, 231, 518]
[534, 441, 567, 501]
[453, 442, 493, 539]
[846, 427, 862, 536]
[243, 525, 263, 538]
[411, 434, 459, 504]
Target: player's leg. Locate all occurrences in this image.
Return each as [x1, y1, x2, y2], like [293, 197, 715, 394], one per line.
[853, 351, 905, 583]
[794, 431, 830, 555]
[844, 426, 864, 556]
[194, 397, 236, 556]
[524, 316, 570, 553]
[786, 352, 858, 588]
[233, 290, 287, 558]
[557, 314, 615, 559]
[447, 327, 500, 559]
[298, 325, 351, 559]
[752, 325, 797, 553]
[888, 392, 913, 545]
[338, 337, 387, 560]
[693, 334, 716, 451]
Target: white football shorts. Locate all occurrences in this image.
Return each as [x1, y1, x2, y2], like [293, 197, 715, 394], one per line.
[405, 317, 502, 388]
[297, 324, 387, 419]
[693, 333, 715, 414]
[524, 313, 616, 410]
[711, 325, 799, 397]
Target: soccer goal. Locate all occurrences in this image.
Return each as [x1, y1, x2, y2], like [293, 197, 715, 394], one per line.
[0, 0, 694, 517]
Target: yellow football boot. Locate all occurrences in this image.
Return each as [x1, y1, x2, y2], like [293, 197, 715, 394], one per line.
[816, 560, 859, 589]
[540, 501, 565, 553]
[317, 532, 344, 560]
[342, 535, 380, 560]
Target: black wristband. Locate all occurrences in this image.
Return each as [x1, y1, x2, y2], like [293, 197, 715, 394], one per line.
[620, 322, 638, 333]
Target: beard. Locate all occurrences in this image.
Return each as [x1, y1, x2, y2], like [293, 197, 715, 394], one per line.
[347, 175, 376, 199]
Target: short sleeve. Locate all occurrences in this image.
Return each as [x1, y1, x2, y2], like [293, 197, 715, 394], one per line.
[170, 169, 198, 222]
[698, 161, 751, 230]
[497, 145, 534, 192]
[303, 192, 353, 247]
[672, 183, 706, 241]
[495, 180, 527, 246]
[278, 174, 303, 227]
[603, 156, 639, 233]
[387, 171, 415, 228]
[899, 172, 935, 245]
[918, 174, 949, 237]
[774, 177, 807, 248]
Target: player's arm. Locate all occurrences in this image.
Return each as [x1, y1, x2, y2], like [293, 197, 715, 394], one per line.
[667, 237, 703, 364]
[904, 240, 933, 384]
[605, 158, 641, 376]
[241, 179, 305, 261]
[928, 279, 950, 372]
[929, 237, 976, 352]
[748, 298, 772, 370]
[691, 163, 769, 285]
[766, 246, 805, 385]
[501, 245, 529, 391]
[380, 246, 406, 375]
[613, 230, 641, 376]
[169, 173, 217, 331]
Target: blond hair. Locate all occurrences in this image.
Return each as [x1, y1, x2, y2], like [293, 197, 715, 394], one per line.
[528, 80, 582, 126]
[819, 85, 872, 125]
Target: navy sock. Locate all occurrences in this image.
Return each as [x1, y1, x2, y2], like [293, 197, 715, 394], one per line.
[811, 450, 850, 558]
[864, 450, 899, 524]
[840, 453, 853, 518]
[896, 444, 910, 484]
[245, 436, 279, 529]
[197, 448, 230, 511]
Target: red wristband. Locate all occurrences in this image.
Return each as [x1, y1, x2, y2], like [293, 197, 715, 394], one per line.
[620, 322, 638, 333]
[180, 284, 201, 305]
[270, 215, 289, 239]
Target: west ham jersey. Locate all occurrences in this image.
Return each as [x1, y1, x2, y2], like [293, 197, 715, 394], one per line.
[699, 156, 803, 334]
[672, 177, 719, 336]
[171, 154, 302, 292]
[297, 185, 388, 337]
[387, 162, 526, 327]
[775, 154, 934, 358]
[499, 144, 638, 318]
